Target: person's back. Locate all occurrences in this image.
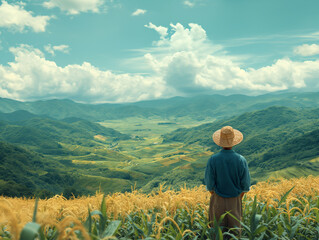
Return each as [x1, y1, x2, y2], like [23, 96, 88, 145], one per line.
[205, 126, 251, 238]
[205, 149, 250, 198]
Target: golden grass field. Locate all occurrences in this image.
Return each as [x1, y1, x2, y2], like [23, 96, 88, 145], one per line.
[1, 176, 319, 239]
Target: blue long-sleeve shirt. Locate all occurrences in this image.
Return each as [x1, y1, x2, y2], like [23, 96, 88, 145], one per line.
[204, 149, 251, 198]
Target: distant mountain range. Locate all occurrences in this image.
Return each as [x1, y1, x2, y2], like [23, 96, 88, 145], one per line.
[1, 91, 319, 120]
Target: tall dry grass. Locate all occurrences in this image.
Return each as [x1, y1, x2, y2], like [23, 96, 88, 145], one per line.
[0, 175, 318, 237]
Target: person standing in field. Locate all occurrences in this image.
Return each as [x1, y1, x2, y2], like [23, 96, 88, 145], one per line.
[204, 126, 251, 237]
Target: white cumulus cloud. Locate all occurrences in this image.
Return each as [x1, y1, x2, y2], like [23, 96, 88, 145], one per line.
[2, 24, 319, 103]
[183, 1, 195, 7]
[132, 9, 146, 16]
[144, 22, 168, 43]
[294, 44, 319, 56]
[142, 23, 319, 95]
[44, 44, 70, 56]
[43, 0, 105, 15]
[183, 0, 205, 7]
[0, 1, 51, 32]
[0, 45, 165, 103]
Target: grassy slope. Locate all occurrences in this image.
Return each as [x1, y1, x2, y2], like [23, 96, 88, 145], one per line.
[0, 141, 76, 197]
[0, 112, 130, 154]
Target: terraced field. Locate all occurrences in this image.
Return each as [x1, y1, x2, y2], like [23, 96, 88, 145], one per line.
[50, 116, 216, 194]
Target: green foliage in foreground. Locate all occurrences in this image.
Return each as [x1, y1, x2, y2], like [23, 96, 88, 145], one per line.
[1, 189, 319, 240]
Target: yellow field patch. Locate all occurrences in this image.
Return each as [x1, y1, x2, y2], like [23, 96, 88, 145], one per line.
[310, 156, 319, 162]
[179, 164, 192, 170]
[154, 150, 190, 158]
[179, 155, 193, 162]
[198, 151, 214, 156]
[160, 158, 180, 166]
[94, 135, 106, 141]
[72, 160, 96, 164]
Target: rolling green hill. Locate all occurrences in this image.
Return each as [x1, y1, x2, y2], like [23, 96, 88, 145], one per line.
[163, 106, 319, 150]
[0, 124, 62, 154]
[0, 110, 39, 122]
[0, 112, 130, 154]
[0, 141, 76, 197]
[253, 129, 319, 169]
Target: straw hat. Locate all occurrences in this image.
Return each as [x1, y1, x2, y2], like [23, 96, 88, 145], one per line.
[212, 126, 243, 147]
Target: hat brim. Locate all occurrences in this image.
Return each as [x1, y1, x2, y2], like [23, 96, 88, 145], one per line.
[212, 128, 243, 147]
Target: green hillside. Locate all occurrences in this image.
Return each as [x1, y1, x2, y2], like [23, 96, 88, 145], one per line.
[163, 106, 319, 149]
[0, 110, 38, 122]
[0, 141, 75, 197]
[0, 113, 130, 154]
[253, 129, 319, 169]
[0, 124, 62, 154]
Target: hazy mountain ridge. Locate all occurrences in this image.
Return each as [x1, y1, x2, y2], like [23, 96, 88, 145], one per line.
[1, 91, 319, 120]
[0, 98, 157, 121]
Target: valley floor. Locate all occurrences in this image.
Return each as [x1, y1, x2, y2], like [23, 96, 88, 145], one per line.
[56, 116, 217, 193]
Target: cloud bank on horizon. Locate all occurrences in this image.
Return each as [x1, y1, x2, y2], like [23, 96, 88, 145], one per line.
[0, 0, 319, 103]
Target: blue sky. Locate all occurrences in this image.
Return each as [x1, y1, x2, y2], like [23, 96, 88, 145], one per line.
[0, 0, 319, 103]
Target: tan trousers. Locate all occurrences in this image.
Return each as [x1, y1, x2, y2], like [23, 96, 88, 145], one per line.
[209, 193, 242, 237]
